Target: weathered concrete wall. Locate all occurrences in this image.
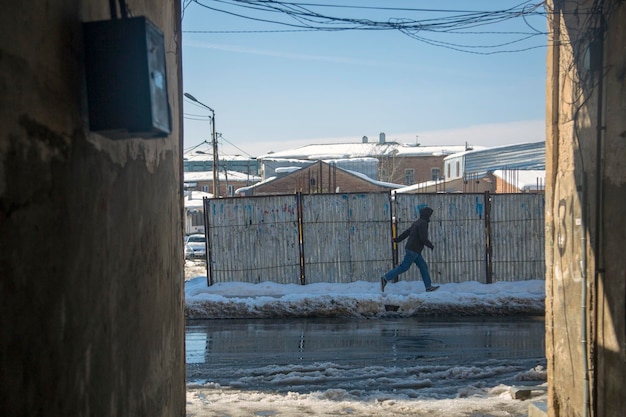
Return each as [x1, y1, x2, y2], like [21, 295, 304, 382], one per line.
[0, 1, 185, 416]
[545, 1, 626, 416]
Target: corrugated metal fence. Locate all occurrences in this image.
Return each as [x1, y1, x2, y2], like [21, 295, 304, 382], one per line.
[203, 192, 544, 286]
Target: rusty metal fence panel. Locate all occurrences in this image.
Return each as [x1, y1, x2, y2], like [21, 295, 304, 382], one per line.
[205, 195, 301, 284]
[489, 193, 545, 281]
[301, 193, 392, 283]
[394, 193, 487, 284]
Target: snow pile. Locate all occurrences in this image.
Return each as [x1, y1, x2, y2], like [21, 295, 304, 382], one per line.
[186, 383, 547, 417]
[515, 365, 548, 381]
[184, 278, 545, 319]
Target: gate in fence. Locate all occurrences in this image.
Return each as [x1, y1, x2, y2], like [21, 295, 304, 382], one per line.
[202, 192, 544, 286]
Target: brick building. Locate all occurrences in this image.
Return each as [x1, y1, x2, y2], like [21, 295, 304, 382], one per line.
[237, 160, 401, 196]
[257, 133, 472, 187]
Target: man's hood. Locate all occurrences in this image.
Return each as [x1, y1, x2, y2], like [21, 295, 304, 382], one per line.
[419, 207, 434, 221]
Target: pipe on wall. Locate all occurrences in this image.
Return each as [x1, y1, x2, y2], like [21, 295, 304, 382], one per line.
[591, 11, 606, 417]
[580, 174, 589, 417]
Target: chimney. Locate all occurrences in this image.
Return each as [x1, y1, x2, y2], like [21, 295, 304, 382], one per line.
[362, 136, 368, 143]
[379, 132, 386, 144]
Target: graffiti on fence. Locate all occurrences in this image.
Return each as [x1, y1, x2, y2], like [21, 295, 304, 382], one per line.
[203, 192, 545, 286]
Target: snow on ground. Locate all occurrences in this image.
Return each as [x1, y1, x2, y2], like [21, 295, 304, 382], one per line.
[185, 260, 208, 281]
[184, 262, 547, 416]
[184, 271, 545, 319]
[186, 383, 547, 417]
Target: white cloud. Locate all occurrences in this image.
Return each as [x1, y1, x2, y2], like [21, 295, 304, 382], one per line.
[184, 40, 391, 67]
[392, 120, 546, 147]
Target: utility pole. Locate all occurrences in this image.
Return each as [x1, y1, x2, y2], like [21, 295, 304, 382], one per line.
[212, 129, 219, 198]
[215, 133, 222, 196]
[184, 92, 219, 197]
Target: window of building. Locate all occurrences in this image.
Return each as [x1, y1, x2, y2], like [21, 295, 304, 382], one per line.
[447, 163, 451, 178]
[456, 161, 460, 177]
[404, 169, 414, 185]
[227, 185, 235, 197]
[431, 168, 441, 181]
[201, 185, 209, 193]
[191, 211, 203, 226]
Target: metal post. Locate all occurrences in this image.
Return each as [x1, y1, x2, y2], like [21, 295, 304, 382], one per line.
[184, 92, 219, 197]
[296, 192, 306, 285]
[212, 120, 218, 197]
[484, 191, 493, 284]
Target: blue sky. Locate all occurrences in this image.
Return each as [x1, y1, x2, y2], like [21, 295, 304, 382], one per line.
[181, 1, 548, 158]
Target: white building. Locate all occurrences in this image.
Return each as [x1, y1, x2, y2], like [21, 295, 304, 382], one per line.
[443, 141, 545, 181]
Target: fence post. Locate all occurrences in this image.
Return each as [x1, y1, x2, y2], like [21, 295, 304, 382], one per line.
[203, 197, 214, 286]
[484, 191, 493, 284]
[296, 192, 306, 285]
[390, 192, 398, 266]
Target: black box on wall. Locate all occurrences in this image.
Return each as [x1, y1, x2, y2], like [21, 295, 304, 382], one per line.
[83, 17, 171, 139]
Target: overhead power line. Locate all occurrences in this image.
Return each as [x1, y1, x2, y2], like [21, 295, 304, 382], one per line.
[217, 134, 256, 158]
[184, 0, 552, 54]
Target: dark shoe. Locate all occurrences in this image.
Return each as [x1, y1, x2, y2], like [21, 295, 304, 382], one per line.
[426, 285, 440, 292]
[380, 277, 387, 292]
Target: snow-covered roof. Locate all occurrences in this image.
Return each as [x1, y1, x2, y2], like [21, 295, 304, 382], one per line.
[184, 170, 261, 182]
[275, 166, 305, 175]
[322, 157, 379, 163]
[395, 144, 482, 157]
[342, 168, 403, 189]
[259, 142, 477, 160]
[184, 191, 213, 208]
[260, 157, 313, 164]
[393, 169, 546, 194]
[235, 176, 277, 194]
[393, 179, 450, 194]
[236, 162, 403, 194]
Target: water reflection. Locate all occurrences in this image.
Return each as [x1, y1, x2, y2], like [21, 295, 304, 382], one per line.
[186, 316, 546, 396]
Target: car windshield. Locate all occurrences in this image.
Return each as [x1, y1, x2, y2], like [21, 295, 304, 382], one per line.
[188, 236, 205, 243]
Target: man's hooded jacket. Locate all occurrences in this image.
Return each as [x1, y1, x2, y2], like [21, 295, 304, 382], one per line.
[393, 207, 434, 253]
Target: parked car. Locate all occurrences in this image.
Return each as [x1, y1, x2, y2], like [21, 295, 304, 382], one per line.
[185, 234, 207, 260]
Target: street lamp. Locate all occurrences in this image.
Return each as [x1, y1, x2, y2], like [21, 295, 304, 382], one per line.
[184, 92, 219, 197]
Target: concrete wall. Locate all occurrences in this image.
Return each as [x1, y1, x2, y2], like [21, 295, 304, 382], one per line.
[0, 1, 184, 416]
[545, 1, 626, 416]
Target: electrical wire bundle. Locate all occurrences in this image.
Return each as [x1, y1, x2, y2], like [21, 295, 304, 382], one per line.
[183, 0, 548, 54]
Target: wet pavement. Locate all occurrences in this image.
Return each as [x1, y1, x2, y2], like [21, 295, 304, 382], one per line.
[186, 316, 546, 399]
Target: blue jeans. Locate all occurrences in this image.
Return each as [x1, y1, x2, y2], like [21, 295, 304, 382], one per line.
[384, 249, 432, 288]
